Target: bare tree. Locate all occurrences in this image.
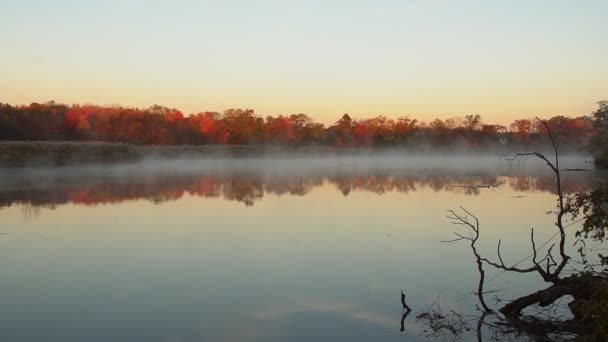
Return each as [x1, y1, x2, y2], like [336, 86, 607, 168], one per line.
[497, 118, 569, 284]
[444, 206, 493, 313]
[445, 118, 605, 337]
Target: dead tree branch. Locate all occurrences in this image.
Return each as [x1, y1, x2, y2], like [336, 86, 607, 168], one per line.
[483, 118, 570, 284]
[442, 118, 582, 335]
[445, 207, 493, 313]
[499, 274, 606, 320]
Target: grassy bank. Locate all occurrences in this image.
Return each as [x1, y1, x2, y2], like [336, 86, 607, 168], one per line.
[0, 141, 387, 167]
[0, 141, 141, 167]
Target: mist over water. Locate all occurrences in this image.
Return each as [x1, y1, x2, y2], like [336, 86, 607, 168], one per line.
[0, 152, 593, 182]
[0, 153, 597, 209]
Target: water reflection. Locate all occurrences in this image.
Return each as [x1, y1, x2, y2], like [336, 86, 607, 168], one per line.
[0, 160, 596, 341]
[400, 309, 411, 333]
[0, 167, 596, 211]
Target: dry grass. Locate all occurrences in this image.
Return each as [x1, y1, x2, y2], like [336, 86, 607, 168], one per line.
[0, 142, 389, 167]
[0, 141, 139, 167]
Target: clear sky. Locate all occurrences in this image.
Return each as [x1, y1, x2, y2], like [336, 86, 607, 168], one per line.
[1, 0, 606, 124]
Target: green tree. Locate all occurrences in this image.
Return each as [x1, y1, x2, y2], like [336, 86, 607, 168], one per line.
[590, 101, 608, 168]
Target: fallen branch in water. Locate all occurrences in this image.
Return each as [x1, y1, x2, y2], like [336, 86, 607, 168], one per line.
[499, 274, 606, 319]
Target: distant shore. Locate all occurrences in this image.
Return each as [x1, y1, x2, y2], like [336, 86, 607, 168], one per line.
[0, 141, 585, 168]
[0, 141, 397, 167]
[0, 141, 293, 167]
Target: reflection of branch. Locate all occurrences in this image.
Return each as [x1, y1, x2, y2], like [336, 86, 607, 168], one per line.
[399, 309, 411, 333]
[399, 291, 412, 334]
[416, 297, 470, 341]
[476, 312, 488, 342]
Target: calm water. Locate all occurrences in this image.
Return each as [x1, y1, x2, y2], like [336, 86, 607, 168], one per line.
[0, 155, 599, 341]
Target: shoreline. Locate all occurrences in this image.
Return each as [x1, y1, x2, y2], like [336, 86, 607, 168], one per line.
[0, 141, 581, 168]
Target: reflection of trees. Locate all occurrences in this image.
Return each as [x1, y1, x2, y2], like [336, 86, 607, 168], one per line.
[21, 203, 41, 221]
[264, 175, 323, 196]
[508, 175, 588, 194]
[337, 174, 507, 196]
[223, 178, 264, 207]
[0, 172, 594, 211]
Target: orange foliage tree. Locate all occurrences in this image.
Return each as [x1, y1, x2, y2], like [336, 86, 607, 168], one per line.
[0, 101, 596, 151]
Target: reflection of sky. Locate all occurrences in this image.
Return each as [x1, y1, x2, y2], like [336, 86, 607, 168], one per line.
[0, 172, 590, 341]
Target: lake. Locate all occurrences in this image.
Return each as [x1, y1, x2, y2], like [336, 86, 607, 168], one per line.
[0, 154, 600, 341]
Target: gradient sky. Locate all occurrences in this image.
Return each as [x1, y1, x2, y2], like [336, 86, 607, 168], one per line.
[1, 0, 607, 124]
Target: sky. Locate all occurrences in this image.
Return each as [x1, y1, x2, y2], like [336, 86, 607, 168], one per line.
[1, 0, 607, 125]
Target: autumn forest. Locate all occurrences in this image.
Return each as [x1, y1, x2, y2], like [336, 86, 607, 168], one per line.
[0, 101, 596, 151]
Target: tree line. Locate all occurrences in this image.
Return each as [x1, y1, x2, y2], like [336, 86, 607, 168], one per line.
[0, 101, 599, 151]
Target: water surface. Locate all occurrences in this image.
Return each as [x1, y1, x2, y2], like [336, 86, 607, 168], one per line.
[0, 155, 599, 341]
